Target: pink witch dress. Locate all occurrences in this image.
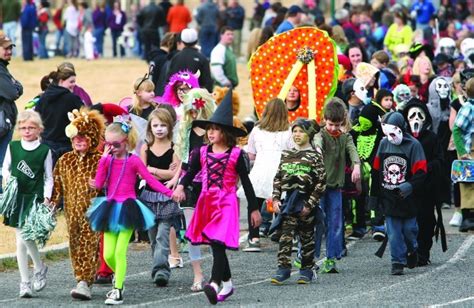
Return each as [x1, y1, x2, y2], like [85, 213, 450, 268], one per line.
[184, 145, 257, 250]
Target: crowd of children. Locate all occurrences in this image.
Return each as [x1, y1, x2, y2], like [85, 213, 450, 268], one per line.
[1, 1, 474, 305]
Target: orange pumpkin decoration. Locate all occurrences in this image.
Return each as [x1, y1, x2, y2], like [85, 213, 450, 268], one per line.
[250, 27, 339, 122]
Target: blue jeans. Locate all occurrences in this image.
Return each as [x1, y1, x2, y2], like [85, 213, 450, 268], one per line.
[385, 216, 418, 265]
[0, 129, 14, 192]
[93, 27, 105, 56]
[38, 30, 49, 59]
[3, 21, 18, 56]
[313, 205, 325, 258]
[55, 29, 64, 55]
[319, 188, 343, 259]
[198, 25, 218, 58]
[148, 219, 171, 280]
[21, 28, 34, 61]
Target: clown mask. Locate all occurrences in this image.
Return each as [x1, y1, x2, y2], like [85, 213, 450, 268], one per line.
[72, 135, 90, 155]
[434, 78, 451, 99]
[407, 107, 426, 138]
[382, 123, 403, 145]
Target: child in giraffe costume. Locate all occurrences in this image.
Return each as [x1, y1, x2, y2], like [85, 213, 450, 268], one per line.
[51, 108, 106, 300]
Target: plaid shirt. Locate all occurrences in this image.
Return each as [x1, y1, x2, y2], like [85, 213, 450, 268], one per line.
[454, 102, 474, 155]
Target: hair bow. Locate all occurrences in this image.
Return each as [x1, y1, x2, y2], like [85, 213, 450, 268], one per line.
[113, 115, 132, 134]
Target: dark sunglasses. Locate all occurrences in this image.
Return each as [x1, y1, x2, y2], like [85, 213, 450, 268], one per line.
[104, 139, 126, 148]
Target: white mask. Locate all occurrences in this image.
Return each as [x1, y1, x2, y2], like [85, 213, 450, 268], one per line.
[435, 78, 450, 99]
[353, 78, 368, 103]
[407, 107, 426, 138]
[382, 123, 403, 145]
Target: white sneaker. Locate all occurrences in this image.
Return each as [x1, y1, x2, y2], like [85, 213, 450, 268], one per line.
[71, 281, 92, 300]
[19, 282, 33, 298]
[33, 263, 48, 292]
[105, 288, 123, 305]
[449, 211, 463, 227]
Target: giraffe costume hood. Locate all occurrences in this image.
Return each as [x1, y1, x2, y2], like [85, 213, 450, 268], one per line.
[65, 108, 106, 153]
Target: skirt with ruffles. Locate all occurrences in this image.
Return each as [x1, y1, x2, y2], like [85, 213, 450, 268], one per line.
[86, 197, 156, 233]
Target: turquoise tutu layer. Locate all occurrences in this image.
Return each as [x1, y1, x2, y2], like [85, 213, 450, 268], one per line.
[86, 197, 156, 233]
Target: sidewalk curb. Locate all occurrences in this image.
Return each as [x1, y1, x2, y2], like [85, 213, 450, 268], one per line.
[0, 242, 69, 262]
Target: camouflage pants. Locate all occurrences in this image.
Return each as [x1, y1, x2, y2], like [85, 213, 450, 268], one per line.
[278, 213, 315, 270]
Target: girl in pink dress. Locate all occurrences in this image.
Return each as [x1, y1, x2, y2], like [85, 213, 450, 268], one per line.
[173, 90, 262, 305]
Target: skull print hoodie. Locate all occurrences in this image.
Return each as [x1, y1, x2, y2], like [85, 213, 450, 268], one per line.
[371, 112, 427, 218]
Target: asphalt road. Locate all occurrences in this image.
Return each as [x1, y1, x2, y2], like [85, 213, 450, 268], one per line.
[1, 209, 473, 307]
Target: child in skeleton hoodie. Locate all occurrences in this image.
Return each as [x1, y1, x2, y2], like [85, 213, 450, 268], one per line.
[370, 112, 427, 275]
[402, 99, 446, 266]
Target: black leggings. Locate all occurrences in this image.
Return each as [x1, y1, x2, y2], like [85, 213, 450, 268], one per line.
[211, 244, 231, 284]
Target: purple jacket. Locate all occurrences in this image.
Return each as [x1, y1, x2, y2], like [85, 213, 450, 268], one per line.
[107, 10, 127, 31]
[73, 85, 93, 106]
[92, 8, 107, 29]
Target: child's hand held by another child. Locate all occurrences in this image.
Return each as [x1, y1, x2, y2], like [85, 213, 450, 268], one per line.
[172, 185, 186, 203]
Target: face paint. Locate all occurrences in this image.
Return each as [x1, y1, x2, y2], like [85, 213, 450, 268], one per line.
[407, 106, 426, 138]
[382, 123, 403, 145]
[292, 126, 310, 147]
[353, 79, 368, 103]
[150, 118, 169, 139]
[434, 78, 450, 99]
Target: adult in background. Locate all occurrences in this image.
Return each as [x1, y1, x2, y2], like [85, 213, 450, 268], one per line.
[0, 34, 23, 186]
[36, 65, 83, 164]
[63, 0, 80, 58]
[1, 0, 21, 56]
[196, 0, 219, 58]
[167, 0, 192, 33]
[226, 0, 245, 58]
[150, 32, 179, 96]
[137, 0, 165, 61]
[159, 0, 173, 34]
[167, 29, 214, 93]
[275, 5, 303, 34]
[383, 11, 413, 61]
[37, 0, 51, 59]
[92, 1, 107, 57]
[20, 0, 38, 61]
[210, 26, 238, 88]
[108, 1, 127, 58]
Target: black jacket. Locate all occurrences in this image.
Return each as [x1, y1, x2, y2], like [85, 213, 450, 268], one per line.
[166, 47, 214, 93]
[137, 3, 165, 32]
[0, 60, 22, 124]
[36, 85, 83, 144]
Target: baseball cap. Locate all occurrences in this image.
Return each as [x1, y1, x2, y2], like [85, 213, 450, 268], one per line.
[288, 5, 303, 15]
[180, 28, 198, 45]
[0, 34, 15, 48]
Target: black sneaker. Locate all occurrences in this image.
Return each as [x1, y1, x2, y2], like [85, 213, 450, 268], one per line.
[347, 231, 364, 240]
[459, 218, 474, 232]
[391, 263, 404, 275]
[104, 288, 123, 305]
[372, 231, 386, 242]
[203, 284, 218, 305]
[406, 251, 418, 269]
[270, 268, 291, 285]
[154, 272, 168, 287]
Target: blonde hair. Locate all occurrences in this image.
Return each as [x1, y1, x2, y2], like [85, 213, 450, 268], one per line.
[146, 108, 174, 146]
[130, 77, 156, 116]
[105, 122, 138, 152]
[331, 25, 348, 50]
[175, 89, 217, 161]
[257, 98, 289, 132]
[412, 56, 435, 77]
[16, 110, 44, 132]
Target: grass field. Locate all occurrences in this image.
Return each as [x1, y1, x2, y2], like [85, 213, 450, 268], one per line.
[0, 57, 254, 255]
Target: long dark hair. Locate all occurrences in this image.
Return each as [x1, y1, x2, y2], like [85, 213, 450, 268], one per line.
[205, 124, 237, 148]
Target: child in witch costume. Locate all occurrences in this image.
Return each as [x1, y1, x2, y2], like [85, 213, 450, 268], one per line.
[86, 117, 176, 305]
[371, 112, 427, 275]
[51, 108, 106, 300]
[270, 119, 326, 285]
[173, 89, 262, 305]
[402, 100, 447, 266]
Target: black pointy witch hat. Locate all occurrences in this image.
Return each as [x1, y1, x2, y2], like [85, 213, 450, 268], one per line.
[192, 88, 247, 137]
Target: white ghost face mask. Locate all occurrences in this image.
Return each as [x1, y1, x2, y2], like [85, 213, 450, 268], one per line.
[435, 78, 450, 99]
[353, 79, 369, 104]
[407, 106, 426, 138]
[396, 88, 411, 104]
[382, 123, 403, 145]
